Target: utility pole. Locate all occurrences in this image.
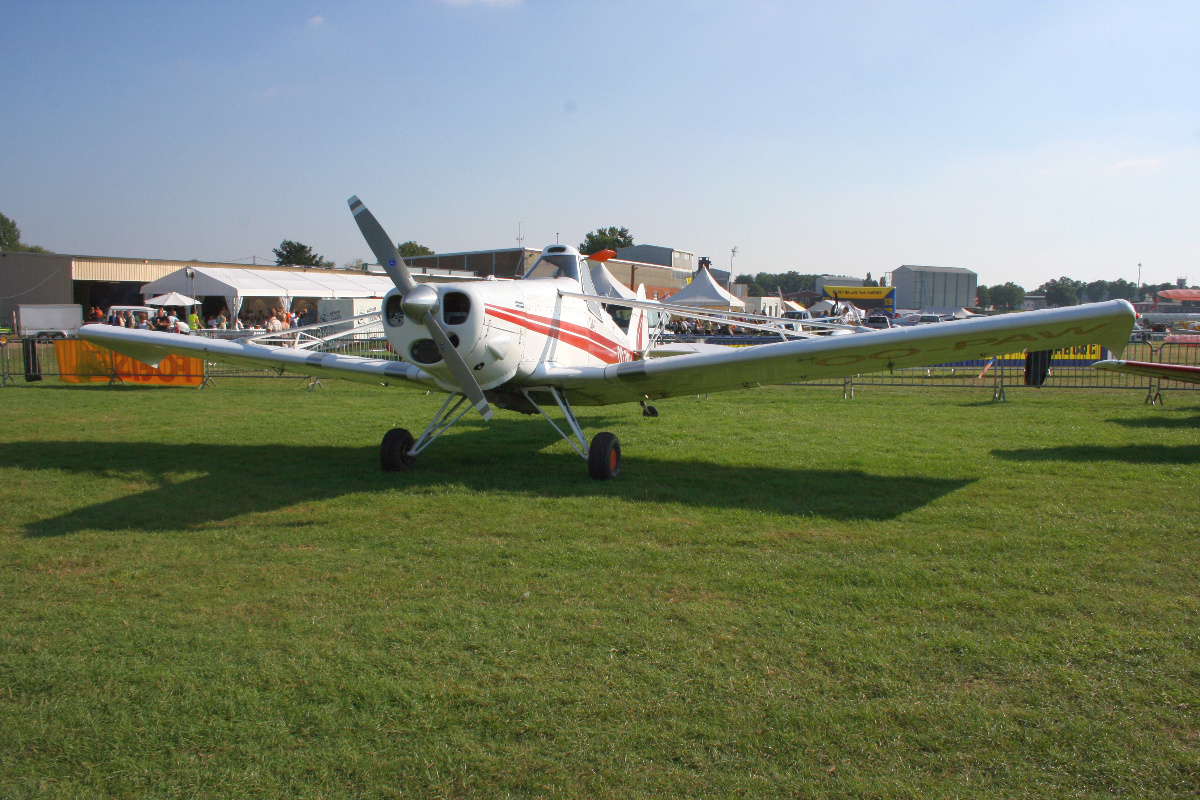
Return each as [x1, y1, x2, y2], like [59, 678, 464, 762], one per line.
[517, 222, 524, 250]
[1137, 262, 1142, 302]
[729, 247, 739, 290]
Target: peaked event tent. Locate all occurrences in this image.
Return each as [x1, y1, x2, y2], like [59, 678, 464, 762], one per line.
[665, 267, 745, 310]
[140, 267, 396, 322]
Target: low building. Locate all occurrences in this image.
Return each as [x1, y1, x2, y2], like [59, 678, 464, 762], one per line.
[891, 265, 977, 310]
[613, 245, 694, 274]
[742, 296, 783, 316]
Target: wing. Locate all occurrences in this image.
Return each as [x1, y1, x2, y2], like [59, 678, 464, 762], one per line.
[542, 301, 1135, 406]
[1093, 359, 1200, 385]
[77, 325, 440, 389]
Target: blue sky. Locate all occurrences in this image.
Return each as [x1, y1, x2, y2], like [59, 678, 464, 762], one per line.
[2, 1, 1197, 289]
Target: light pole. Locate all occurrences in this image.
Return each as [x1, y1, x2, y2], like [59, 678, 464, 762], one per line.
[1137, 262, 1142, 302]
[185, 267, 196, 324]
[729, 247, 739, 290]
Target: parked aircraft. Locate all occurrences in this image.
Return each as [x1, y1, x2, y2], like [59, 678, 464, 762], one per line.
[80, 197, 1137, 479]
[1093, 359, 1200, 385]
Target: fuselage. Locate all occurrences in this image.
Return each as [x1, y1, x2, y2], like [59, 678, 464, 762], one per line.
[381, 247, 638, 396]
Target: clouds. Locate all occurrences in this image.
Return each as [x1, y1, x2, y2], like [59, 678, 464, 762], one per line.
[307, 15, 324, 27]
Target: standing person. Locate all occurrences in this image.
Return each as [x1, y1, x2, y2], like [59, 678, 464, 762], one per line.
[216, 310, 227, 330]
[189, 309, 203, 332]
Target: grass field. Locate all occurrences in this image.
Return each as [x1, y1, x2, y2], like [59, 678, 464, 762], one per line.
[1, 379, 1197, 798]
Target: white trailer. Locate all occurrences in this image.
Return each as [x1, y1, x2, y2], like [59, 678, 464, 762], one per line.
[316, 298, 383, 340]
[16, 304, 83, 340]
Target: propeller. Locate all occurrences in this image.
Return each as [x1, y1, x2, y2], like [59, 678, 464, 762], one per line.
[347, 196, 492, 421]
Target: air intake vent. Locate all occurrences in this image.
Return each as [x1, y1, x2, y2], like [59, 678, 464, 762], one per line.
[547, 246, 567, 253]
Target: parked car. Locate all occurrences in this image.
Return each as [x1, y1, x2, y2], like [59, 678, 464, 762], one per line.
[864, 315, 894, 329]
[917, 314, 942, 324]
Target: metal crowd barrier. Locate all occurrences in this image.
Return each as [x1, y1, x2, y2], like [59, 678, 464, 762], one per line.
[2, 333, 1197, 393]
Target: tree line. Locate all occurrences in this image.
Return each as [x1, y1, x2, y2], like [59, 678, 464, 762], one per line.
[732, 271, 883, 297]
[0, 212, 52, 253]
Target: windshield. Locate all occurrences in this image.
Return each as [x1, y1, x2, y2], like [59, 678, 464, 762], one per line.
[524, 254, 580, 282]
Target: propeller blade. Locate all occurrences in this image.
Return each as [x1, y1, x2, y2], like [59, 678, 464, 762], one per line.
[423, 315, 493, 421]
[347, 195, 491, 421]
[347, 195, 416, 293]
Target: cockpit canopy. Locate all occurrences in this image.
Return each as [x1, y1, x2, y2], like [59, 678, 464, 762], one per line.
[523, 245, 583, 282]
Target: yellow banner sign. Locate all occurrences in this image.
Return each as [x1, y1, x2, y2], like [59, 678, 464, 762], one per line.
[822, 286, 895, 301]
[995, 344, 1104, 362]
[54, 339, 203, 386]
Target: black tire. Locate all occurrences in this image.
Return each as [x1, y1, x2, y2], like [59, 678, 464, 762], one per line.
[588, 432, 621, 480]
[380, 427, 416, 472]
[642, 405, 659, 418]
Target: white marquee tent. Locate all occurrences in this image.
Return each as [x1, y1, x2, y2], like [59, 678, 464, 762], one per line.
[140, 267, 396, 322]
[664, 266, 745, 310]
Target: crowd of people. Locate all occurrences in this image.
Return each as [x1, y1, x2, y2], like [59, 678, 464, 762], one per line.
[89, 305, 315, 335]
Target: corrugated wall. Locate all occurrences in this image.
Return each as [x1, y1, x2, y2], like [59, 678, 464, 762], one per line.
[0, 252, 75, 328]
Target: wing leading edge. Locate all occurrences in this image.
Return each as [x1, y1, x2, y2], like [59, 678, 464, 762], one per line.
[1093, 359, 1200, 385]
[550, 300, 1136, 405]
[77, 325, 439, 389]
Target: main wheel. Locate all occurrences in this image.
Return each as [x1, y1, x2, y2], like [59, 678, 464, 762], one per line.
[588, 432, 621, 480]
[642, 405, 658, 418]
[380, 427, 416, 472]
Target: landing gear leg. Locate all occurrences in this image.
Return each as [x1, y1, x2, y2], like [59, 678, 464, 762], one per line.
[379, 393, 473, 472]
[522, 386, 622, 480]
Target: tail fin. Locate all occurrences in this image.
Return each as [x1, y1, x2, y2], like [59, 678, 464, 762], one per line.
[628, 285, 648, 353]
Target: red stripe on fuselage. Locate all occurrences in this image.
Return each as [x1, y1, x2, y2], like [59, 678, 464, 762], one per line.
[485, 304, 630, 363]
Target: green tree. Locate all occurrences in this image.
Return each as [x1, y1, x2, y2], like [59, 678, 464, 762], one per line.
[579, 226, 633, 255]
[397, 241, 434, 257]
[975, 284, 991, 308]
[1107, 279, 1136, 301]
[274, 240, 332, 267]
[1082, 280, 1109, 303]
[748, 272, 819, 295]
[0, 212, 52, 253]
[1038, 277, 1081, 307]
[990, 283, 1026, 311]
[734, 275, 767, 296]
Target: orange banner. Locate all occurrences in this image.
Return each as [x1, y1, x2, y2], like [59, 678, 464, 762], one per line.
[53, 339, 204, 385]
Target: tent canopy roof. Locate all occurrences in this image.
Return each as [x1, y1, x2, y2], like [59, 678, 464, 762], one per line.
[141, 267, 396, 302]
[666, 267, 745, 309]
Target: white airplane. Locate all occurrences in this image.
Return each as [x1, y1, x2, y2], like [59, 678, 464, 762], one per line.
[80, 197, 1137, 479]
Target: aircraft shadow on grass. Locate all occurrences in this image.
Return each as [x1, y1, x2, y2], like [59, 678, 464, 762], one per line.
[5, 431, 973, 537]
[991, 444, 1200, 465]
[1106, 413, 1200, 430]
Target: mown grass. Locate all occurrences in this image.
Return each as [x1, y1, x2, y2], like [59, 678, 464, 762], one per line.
[0, 379, 1197, 798]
